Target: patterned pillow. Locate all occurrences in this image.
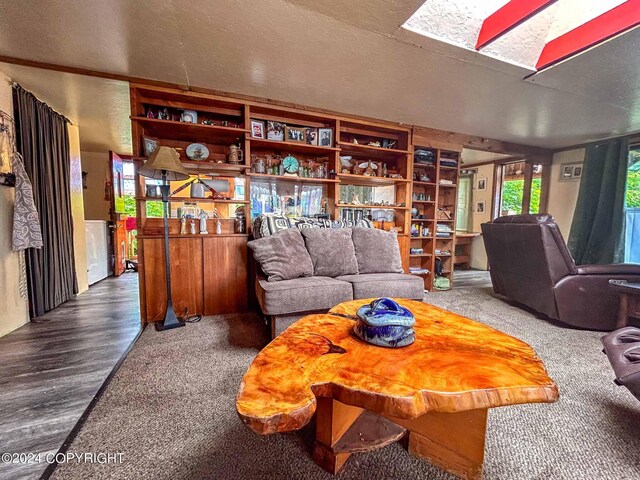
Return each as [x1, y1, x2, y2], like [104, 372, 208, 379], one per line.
[253, 214, 374, 239]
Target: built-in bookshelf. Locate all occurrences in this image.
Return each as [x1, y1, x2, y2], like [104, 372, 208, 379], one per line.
[130, 85, 464, 322]
[410, 133, 461, 291]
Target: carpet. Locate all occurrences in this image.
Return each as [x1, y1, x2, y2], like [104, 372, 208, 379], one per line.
[50, 287, 640, 480]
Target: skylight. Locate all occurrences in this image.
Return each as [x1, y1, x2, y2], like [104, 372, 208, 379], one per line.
[402, 0, 633, 72]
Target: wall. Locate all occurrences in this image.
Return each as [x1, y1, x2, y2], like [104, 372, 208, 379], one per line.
[470, 163, 495, 270]
[81, 151, 110, 221]
[69, 125, 88, 294]
[0, 71, 29, 336]
[546, 148, 583, 239]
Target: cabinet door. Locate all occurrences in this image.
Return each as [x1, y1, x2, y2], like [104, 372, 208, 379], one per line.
[203, 237, 248, 315]
[143, 238, 204, 322]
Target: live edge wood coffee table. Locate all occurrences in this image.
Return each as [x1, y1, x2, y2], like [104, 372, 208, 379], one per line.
[236, 299, 558, 479]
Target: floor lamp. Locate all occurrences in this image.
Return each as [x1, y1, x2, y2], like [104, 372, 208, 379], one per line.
[138, 146, 190, 331]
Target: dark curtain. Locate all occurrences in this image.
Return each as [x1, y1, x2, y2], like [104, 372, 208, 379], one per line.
[13, 85, 78, 318]
[568, 138, 629, 265]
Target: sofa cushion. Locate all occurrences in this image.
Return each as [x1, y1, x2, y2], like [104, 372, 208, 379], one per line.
[256, 276, 353, 316]
[351, 227, 403, 274]
[336, 273, 424, 300]
[247, 229, 313, 282]
[300, 228, 359, 277]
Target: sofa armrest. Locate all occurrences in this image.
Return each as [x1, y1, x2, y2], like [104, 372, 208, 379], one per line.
[576, 264, 640, 276]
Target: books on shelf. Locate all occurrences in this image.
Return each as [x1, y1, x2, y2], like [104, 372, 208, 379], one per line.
[409, 267, 430, 275]
[439, 179, 454, 185]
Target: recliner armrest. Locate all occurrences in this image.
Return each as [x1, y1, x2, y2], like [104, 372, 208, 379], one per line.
[576, 264, 640, 276]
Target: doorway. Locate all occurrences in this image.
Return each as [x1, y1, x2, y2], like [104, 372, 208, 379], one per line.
[109, 152, 138, 276]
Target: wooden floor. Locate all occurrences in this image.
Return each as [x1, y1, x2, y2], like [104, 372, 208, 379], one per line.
[0, 273, 141, 480]
[453, 268, 493, 289]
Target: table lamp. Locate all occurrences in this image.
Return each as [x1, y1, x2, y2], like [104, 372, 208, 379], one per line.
[138, 146, 190, 331]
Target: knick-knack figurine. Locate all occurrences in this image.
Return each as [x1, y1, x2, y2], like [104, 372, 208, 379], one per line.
[352, 194, 361, 205]
[215, 219, 222, 235]
[364, 160, 374, 176]
[199, 210, 208, 234]
[189, 220, 196, 235]
[180, 216, 187, 234]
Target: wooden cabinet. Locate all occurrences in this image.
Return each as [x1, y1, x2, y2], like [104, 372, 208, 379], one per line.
[141, 236, 246, 322]
[203, 236, 248, 315]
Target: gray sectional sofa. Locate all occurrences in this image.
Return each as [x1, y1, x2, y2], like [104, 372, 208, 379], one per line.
[249, 215, 425, 338]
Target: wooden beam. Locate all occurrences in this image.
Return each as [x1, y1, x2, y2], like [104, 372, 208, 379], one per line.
[413, 126, 552, 158]
[521, 162, 534, 214]
[476, 0, 557, 49]
[536, 0, 640, 71]
[539, 163, 552, 213]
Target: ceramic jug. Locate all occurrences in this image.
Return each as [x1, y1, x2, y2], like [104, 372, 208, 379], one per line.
[228, 145, 243, 164]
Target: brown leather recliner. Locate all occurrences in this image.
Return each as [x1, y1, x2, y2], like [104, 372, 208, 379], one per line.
[481, 214, 640, 330]
[601, 327, 640, 401]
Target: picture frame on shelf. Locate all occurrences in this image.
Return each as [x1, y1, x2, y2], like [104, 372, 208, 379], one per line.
[318, 128, 333, 147]
[267, 121, 284, 141]
[305, 128, 318, 145]
[476, 200, 486, 214]
[250, 120, 265, 139]
[180, 109, 198, 124]
[285, 126, 306, 143]
[477, 177, 487, 191]
[143, 136, 159, 157]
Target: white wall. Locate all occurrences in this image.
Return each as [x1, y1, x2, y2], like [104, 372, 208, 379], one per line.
[69, 125, 88, 294]
[0, 71, 29, 336]
[546, 148, 583, 239]
[470, 163, 494, 270]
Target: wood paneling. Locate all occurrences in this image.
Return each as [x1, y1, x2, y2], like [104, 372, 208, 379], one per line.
[397, 235, 410, 273]
[203, 236, 248, 315]
[143, 238, 203, 321]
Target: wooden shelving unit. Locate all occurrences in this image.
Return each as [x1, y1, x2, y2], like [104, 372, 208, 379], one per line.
[409, 130, 461, 291]
[130, 84, 467, 322]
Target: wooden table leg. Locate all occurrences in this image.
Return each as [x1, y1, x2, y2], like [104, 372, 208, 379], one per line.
[313, 398, 363, 474]
[388, 409, 488, 480]
[617, 294, 629, 329]
[313, 399, 407, 474]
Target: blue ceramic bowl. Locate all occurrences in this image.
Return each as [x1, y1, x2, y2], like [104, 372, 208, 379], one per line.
[356, 297, 415, 328]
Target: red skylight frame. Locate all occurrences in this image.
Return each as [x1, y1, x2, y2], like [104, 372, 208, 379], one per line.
[536, 0, 640, 71]
[476, 0, 557, 50]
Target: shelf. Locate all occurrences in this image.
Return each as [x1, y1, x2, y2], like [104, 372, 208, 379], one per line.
[182, 161, 249, 175]
[409, 272, 431, 276]
[411, 218, 433, 222]
[248, 173, 339, 184]
[137, 197, 249, 204]
[131, 116, 248, 143]
[413, 181, 437, 187]
[438, 183, 457, 188]
[435, 236, 454, 240]
[410, 253, 432, 258]
[413, 163, 436, 169]
[338, 141, 410, 159]
[436, 219, 455, 223]
[249, 137, 339, 155]
[336, 204, 408, 210]
[410, 236, 433, 240]
[435, 253, 452, 257]
[412, 200, 435, 204]
[337, 173, 409, 187]
[439, 166, 459, 170]
[138, 233, 249, 239]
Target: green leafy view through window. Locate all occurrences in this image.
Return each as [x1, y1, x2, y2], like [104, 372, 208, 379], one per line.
[123, 196, 164, 217]
[500, 179, 541, 215]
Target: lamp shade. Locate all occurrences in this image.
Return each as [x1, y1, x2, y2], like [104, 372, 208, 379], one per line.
[139, 146, 189, 181]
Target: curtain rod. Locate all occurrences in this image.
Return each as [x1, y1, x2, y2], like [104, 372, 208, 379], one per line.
[12, 82, 72, 124]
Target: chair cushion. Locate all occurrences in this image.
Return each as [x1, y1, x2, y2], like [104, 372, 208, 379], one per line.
[336, 273, 424, 300]
[301, 228, 359, 277]
[247, 229, 313, 282]
[257, 276, 353, 316]
[351, 227, 403, 274]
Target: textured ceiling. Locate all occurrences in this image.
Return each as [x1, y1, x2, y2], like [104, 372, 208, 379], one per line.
[0, 0, 638, 152]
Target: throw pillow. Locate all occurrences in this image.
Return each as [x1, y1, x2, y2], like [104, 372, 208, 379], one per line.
[351, 227, 403, 274]
[300, 228, 359, 277]
[247, 228, 314, 282]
